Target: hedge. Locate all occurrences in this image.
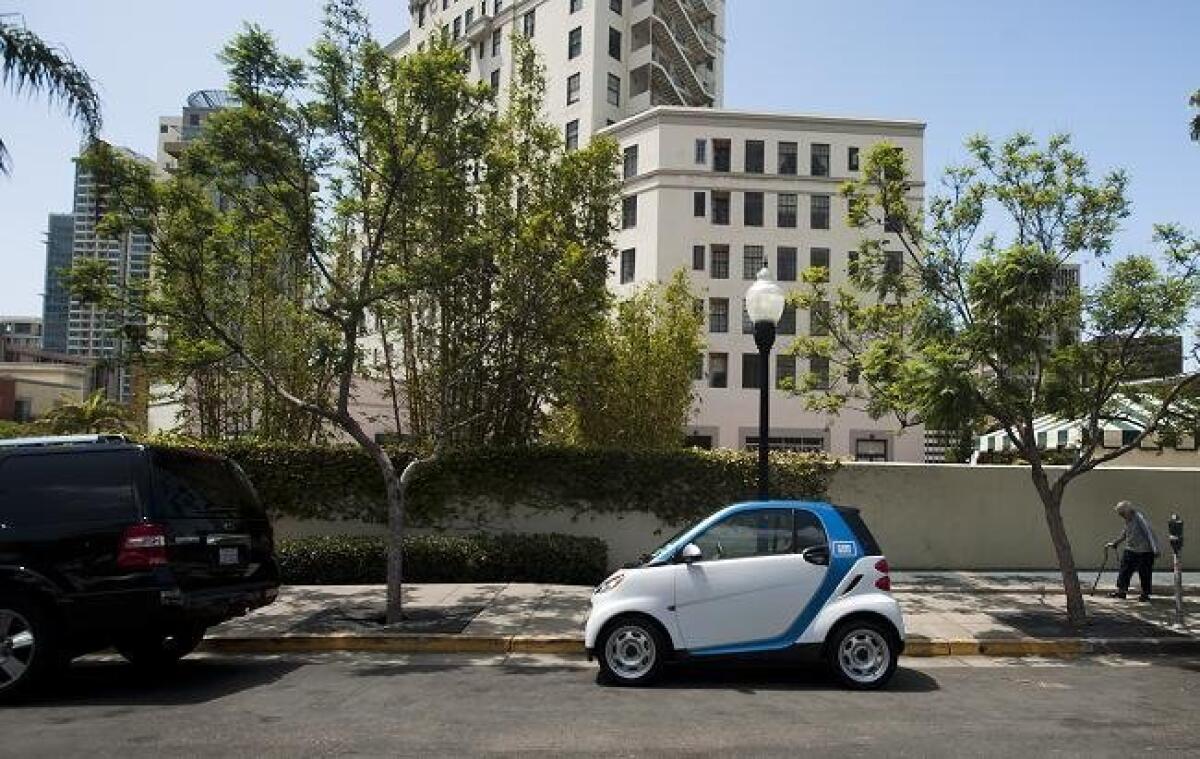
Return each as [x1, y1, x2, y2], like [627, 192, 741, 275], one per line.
[158, 441, 839, 528]
[277, 533, 608, 585]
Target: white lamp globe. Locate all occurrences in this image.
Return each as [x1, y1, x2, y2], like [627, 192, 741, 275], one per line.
[745, 267, 785, 325]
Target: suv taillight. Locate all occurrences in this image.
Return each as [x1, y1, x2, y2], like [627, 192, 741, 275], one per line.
[118, 523, 168, 569]
[874, 558, 891, 591]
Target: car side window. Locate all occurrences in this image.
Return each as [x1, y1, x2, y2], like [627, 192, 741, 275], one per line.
[0, 451, 137, 526]
[794, 509, 828, 552]
[692, 509, 793, 561]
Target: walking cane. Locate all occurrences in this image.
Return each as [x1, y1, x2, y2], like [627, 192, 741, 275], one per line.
[1090, 544, 1111, 596]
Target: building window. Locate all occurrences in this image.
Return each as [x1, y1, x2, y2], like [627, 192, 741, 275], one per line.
[610, 0, 622, 13]
[621, 195, 638, 228]
[809, 247, 830, 281]
[746, 435, 826, 453]
[692, 244, 706, 271]
[608, 28, 622, 60]
[810, 356, 830, 389]
[744, 191, 764, 227]
[776, 354, 796, 389]
[490, 69, 501, 90]
[742, 353, 761, 389]
[695, 139, 707, 164]
[778, 141, 797, 175]
[453, 16, 461, 38]
[712, 191, 730, 225]
[810, 301, 831, 336]
[847, 362, 861, 384]
[745, 140, 764, 173]
[811, 143, 830, 176]
[685, 432, 713, 449]
[565, 119, 579, 151]
[522, 9, 536, 36]
[855, 438, 889, 462]
[778, 304, 796, 335]
[713, 139, 731, 172]
[711, 245, 730, 279]
[491, 28, 501, 55]
[777, 193, 797, 228]
[566, 73, 581, 104]
[885, 211, 903, 234]
[568, 26, 582, 59]
[777, 246, 797, 281]
[418, 2, 427, 27]
[607, 73, 621, 106]
[620, 248, 636, 284]
[848, 146, 860, 171]
[884, 250, 902, 276]
[623, 145, 638, 179]
[708, 352, 728, 388]
[811, 194, 830, 229]
[741, 303, 754, 335]
[743, 245, 765, 280]
[693, 191, 706, 218]
[571, 0, 583, 12]
[465, 8, 474, 26]
[709, 298, 729, 333]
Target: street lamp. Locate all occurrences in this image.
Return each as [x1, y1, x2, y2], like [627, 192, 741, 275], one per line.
[745, 267, 786, 500]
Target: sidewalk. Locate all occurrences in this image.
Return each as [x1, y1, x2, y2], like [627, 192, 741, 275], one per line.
[205, 573, 1200, 658]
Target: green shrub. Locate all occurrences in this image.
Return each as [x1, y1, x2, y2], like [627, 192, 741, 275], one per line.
[277, 533, 608, 586]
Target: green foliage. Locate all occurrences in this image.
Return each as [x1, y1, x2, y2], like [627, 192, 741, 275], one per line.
[0, 19, 100, 174]
[38, 391, 133, 434]
[553, 270, 704, 450]
[0, 420, 38, 439]
[1190, 88, 1200, 142]
[276, 533, 608, 585]
[156, 439, 837, 527]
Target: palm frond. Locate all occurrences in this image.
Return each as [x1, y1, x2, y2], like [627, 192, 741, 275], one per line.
[0, 20, 101, 174]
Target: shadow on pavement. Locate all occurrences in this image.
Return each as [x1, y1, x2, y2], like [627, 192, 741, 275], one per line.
[12, 658, 301, 708]
[615, 662, 938, 694]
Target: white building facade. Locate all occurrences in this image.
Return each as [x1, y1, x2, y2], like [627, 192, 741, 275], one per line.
[387, 0, 928, 460]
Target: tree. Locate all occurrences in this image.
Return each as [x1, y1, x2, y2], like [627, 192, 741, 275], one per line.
[0, 16, 100, 174]
[1190, 89, 1200, 142]
[38, 390, 132, 434]
[792, 134, 1200, 625]
[552, 270, 704, 449]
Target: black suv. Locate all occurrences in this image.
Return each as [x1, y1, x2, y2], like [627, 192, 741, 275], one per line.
[0, 435, 279, 700]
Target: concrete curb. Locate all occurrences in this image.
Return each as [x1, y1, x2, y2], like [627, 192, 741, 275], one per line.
[891, 585, 1200, 597]
[202, 634, 1200, 658]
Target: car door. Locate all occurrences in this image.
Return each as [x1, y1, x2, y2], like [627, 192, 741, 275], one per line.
[673, 508, 829, 652]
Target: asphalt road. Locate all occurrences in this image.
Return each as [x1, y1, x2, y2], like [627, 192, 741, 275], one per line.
[1, 653, 1198, 757]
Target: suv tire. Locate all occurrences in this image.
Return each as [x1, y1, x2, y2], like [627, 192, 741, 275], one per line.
[116, 624, 207, 669]
[826, 618, 899, 690]
[0, 594, 60, 703]
[597, 616, 666, 687]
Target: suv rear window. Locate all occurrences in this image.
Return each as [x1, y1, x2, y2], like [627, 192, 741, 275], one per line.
[0, 450, 138, 526]
[837, 506, 882, 556]
[150, 449, 264, 520]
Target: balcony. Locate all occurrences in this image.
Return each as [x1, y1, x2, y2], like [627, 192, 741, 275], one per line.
[653, 0, 719, 62]
[644, 19, 714, 104]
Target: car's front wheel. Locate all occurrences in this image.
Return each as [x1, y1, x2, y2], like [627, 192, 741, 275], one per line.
[0, 595, 59, 703]
[827, 619, 899, 690]
[597, 616, 666, 686]
[116, 624, 207, 669]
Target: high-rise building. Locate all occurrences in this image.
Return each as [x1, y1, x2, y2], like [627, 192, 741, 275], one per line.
[41, 213, 74, 352]
[385, 1, 928, 460]
[66, 145, 156, 403]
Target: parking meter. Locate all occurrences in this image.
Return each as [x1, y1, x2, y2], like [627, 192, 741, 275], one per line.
[1168, 513, 1183, 554]
[1168, 513, 1185, 625]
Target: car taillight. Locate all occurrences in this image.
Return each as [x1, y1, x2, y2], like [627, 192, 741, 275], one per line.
[874, 558, 891, 591]
[118, 523, 168, 569]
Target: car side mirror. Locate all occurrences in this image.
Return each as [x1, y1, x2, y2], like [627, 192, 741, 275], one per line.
[802, 544, 829, 566]
[678, 543, 702, 564]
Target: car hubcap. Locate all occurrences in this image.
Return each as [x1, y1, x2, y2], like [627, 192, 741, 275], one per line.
[605, 625, 656, 680]
[0, 609, 35, 691]
[838, 628, 889, 684]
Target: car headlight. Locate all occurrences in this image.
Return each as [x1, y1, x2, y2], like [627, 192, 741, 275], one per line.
[594, 572, 625, 595]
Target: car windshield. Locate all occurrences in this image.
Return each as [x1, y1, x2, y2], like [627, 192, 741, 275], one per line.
[642, 523, 697, 565]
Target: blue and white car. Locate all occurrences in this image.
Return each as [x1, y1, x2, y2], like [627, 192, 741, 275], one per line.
[585, 501, 904, 689]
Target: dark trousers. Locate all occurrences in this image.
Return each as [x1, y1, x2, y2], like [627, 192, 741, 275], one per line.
[1116, 550, 1155, 597]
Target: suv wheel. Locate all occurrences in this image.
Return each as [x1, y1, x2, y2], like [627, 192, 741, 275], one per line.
[826, 619, 898, 690]
[117, 625, 207, 669]
[0, 595, 58, 703]
[597, 617, 666, 686]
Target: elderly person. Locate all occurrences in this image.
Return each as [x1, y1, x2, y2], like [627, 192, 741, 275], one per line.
[1107, 501, 1161, 601]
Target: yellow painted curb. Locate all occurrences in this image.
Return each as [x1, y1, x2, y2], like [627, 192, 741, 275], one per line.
[977, 639, 1083, 657]
[509, 638, 587, 655]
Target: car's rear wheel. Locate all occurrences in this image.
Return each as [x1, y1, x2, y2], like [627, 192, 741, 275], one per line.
[0, 595, 58, 703]
[597, 616, 666, 686]
[826, 619, 898, 690]
[116, 624, 207, 669]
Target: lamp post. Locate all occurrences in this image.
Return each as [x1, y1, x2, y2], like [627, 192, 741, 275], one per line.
[745, 267, 786, 500]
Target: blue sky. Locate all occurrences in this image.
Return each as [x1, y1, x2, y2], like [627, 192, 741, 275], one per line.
[2, 0, 1198, 318]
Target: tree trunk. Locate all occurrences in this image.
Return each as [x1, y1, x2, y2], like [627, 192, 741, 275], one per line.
[1032, 475, 1088, 625]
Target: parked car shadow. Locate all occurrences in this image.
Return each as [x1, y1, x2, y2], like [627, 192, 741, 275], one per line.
[601, 662, 939, 694]
[11, 657, 301, 708]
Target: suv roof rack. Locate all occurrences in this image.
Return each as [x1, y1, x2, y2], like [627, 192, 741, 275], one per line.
[0, 434, 129, 449]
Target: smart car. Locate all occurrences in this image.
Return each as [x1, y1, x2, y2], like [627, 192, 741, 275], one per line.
[584, 501, 903, 689]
